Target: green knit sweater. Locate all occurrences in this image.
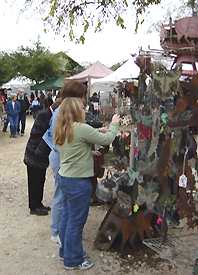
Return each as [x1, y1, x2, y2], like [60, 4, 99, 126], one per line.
[58, 122, 119, 178]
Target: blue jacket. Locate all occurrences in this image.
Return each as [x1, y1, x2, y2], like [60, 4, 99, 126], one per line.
[43, 107, 60, 169]
[6, 100, 21, 116]
[42, 107, 59, 151]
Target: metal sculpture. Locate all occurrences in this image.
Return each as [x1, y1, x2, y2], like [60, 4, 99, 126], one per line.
[95, 18, 198, 254]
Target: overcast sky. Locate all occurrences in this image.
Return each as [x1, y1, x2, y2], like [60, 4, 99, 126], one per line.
[0, 0, 184, 66]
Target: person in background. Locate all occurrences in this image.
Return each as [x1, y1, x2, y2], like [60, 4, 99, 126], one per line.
[30, 96, 41, 119]
[0, 89, 6, 124]
[46, 91, 53, 106]
[17, 91, 30, 136]
[52, 91, 58, 102]
[2, 89, 9, 133]
[30, 92, 35, 103]
[35, 90, 39, 98]
[6, 94, 20, 138]
[47, 90, 53, 100]
[0, 89, 6, 103]
[42, 80, 87, 245]
[0, 96, 4, 128]
[54, 97, 120, 270]
[39, 91, 46, 110]
[89, 92, 100, 118]
[24, 97, 55, 216]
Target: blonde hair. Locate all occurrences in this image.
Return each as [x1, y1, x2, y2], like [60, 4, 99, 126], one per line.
[54, 97, 85, 145]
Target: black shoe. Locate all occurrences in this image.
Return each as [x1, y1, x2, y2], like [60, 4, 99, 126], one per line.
[40, 204, 51, 211]
[30, 207, 48, 216]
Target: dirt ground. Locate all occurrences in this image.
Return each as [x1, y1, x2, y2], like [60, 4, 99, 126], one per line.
[0, 116, 197, 275]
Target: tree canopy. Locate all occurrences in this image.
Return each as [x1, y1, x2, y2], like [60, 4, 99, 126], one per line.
[11, 41, 62, 83]
[0, 40, 82, 86]
[0, 53, 16, 87]
[24, 0, 161, 43]
[23, 0, 198, 43]
[187, 0, 198, 15]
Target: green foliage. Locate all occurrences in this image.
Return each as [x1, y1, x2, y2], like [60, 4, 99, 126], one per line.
[186, 0, 198, 15]
[54, 51, 83, 76]
[0, 53, 16, 86]
[11, 40, 63, 83]
[25, 0, 162, 43]
[0, 40, 82, 86]
[133, 0, 161, 31]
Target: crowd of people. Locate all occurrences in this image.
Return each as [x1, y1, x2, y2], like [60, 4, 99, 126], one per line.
[22, 80, 120, 271]
[0, 89, 55, 137]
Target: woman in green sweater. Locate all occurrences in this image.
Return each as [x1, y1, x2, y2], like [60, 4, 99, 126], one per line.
[54, 97, 120, 270]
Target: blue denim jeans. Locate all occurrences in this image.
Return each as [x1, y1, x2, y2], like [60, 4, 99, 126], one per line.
[49, 151, 63, 237]
[59, 175, 92, 267]
[8, 115, 19, 136]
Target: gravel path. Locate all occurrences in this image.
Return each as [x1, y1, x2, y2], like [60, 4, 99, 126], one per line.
[0, 116, 196, 275]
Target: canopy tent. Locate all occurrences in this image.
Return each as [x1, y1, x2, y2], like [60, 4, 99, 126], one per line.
[2, 76, 32, 95]
[91, 56, 140, 84]
[30, 75, 65, 91]
[68, 61, 113, 82]
[90, 56, 140, 95]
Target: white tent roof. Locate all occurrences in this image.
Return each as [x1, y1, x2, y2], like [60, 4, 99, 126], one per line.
[91, 56, 140, 84]
[2, 77, 32, 95]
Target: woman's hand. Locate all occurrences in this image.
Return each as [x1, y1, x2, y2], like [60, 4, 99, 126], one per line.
[111, 114, 120, 124]
[99, 127, 108, 133]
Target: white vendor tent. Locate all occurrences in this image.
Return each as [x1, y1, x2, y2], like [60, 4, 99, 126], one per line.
[2, 76, 32, 95]
[91, 56, 140, 84]
[90, 56, 140, 95]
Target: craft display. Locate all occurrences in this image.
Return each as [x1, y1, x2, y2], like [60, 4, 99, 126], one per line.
[94, 52, 198, 253]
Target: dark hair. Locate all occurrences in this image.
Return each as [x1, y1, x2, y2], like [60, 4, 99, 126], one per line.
[44, 97, 54, 109]
[60, 80, 87, 100]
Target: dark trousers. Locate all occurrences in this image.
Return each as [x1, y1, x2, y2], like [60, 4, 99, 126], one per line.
[17, 112, 26, 134]
[27, 165, 46, 210]
[8, 115, 19, 136]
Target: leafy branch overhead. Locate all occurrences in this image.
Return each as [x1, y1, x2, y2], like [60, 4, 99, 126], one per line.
[25, 0, 162, 43]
